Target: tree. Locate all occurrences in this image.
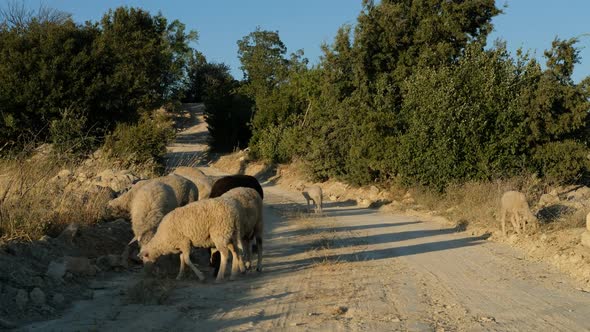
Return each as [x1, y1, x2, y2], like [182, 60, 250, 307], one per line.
[0, 5, 197, 151]
[202, 62, 253, 152]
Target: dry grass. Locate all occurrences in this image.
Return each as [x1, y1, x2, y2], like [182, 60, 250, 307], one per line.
[0, 155, 111, 242]
[407, 176, 587, 233]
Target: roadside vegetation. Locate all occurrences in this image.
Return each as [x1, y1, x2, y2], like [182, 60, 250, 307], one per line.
[2, 0, 590, 239]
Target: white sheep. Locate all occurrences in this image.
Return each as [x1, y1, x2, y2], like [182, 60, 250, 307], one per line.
[500, 190, 539, 236]
[302, 185, 323, 214]
[172, 166, 213, 200]
[139, 196, 246, 282]
[221, 187, 263, 272]
[108, 174, 198, 219]
[129, 181, 178, 247]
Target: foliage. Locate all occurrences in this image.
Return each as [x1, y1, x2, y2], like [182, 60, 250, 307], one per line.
[201, 61, 253, 152]
[0, 5, 196, 151]
[102, 112, 175, 174]
[241, 0, 590, 189]
[49, 107, 96, 157]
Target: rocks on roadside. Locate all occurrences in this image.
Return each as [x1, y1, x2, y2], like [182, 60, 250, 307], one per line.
[15, 289, 28, 309]
[46, 256, 98, 281]
[538, 193, 560, 207]
[96, 254, 128, 271]
[30, 288, 46, 306]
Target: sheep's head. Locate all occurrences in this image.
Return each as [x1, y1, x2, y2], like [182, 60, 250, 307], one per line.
[139, 248, 159, 264]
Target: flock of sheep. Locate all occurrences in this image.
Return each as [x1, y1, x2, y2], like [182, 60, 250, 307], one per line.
[103, 161, 534, 283]
[105, 166, 325, 283]
[106, 168, 266, 282]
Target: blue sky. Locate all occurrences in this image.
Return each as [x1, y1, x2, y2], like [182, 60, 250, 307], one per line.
[17, 0, 590, 81]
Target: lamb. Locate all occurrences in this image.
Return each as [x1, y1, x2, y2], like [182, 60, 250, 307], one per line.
[139, 196, 246, 282]
[108, 174, 198, 219]
[500, 190, 539, 236]
[302, 185, 323, 214]
[209, 174, 264, 200]
[172, 166, 214, 200]
[129, 181, 178, 247]
[220, 187, 263, 272]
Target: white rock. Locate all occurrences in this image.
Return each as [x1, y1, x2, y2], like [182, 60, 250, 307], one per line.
[46, 261, 66, 280]
[15, 289, 28, 309]
[30, 288, 45, 306]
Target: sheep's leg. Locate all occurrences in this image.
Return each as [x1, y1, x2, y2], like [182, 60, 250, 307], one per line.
[307, 199, 311, 213]
[215, 245, 229, 282]
[243, 238, 252, 271]
[510, 213, 520, 234]
[227, 243, 241, 280]
[179, 242, 205, 281]
[319, 198, 323, 214]
[255, 235, 263, 272]
[520, 211, 527, 233]
[176, 253, 186, 280]
[183, 253, 205, 281]
[235, 238, 247, 273]
[501, 208, 507, 237]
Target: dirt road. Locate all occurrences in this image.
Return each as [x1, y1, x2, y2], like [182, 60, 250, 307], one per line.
[21, 104, 590, 331]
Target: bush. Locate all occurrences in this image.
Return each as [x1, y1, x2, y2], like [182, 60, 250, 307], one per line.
[103, 112, 175, 175]
[533, 140, 589, 184]
[0, 6, 196, 149]
[49, 107, 96, 157]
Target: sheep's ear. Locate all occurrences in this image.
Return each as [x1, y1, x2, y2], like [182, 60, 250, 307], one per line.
[128, 236, 137, 245]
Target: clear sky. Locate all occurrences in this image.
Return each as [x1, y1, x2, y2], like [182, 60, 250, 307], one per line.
[15, 0, 590, 82]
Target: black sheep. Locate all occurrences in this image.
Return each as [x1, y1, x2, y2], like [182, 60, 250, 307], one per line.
[209, 174, 263, 199]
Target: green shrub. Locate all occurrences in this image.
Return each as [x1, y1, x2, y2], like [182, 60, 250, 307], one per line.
[533, 140, 589, 184]
[103, 112, 175, 175]
[49, 107, 96, 157]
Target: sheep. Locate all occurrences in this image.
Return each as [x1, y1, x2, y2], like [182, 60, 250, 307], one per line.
[107, 174, 198, 219]
[172, 166, 214, 200]
[129, 181, 178, 247]
[219, 187, 263, 272]
[500, 190, 539, 236]
[302, 185, 323, 214]
[209, 174, 264, 200]
[139, 196, 246, 282]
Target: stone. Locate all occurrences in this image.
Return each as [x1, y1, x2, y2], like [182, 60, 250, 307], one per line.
[65, 256, 97, 276]
[15, 289, 28, 309]
[96, 254, 127, 270]
[57, 169, 73, 179]
[58, 223, 79, 242]
[538, 193, 559, 207]
[30, 287, 45, 306]
[52, 293, 65, 306]
[46, 261, 67, 280]
[369, 185, 380, 196]
[566, 186, 590, 201]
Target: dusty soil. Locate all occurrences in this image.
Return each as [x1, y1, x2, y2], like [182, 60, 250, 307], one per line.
[18, 104, 590, 331]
